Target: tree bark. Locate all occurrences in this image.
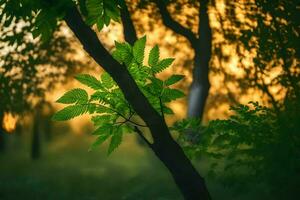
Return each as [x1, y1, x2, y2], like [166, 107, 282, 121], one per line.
[155, 0, 212, 120]
[0, 113, 5, 153]
[64, 7, 211, 200]
[187, 0, 211, 119]
[120, 0, 137, 46]
[31, 111, 41, 160]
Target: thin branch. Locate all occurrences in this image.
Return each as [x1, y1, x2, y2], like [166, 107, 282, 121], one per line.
[134, 126, 153, 147]
[154, 0, 198, 46]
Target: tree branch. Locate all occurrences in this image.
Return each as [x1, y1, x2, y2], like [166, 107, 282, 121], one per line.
[119, 0, 137, 45]
[64, 6, 171, 143]
[154, 0, 198, 46]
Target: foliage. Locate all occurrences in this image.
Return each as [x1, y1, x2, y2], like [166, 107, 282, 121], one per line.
[0, 19, 78, 116]
[0, 0, 120, 42]
[175, 100, 300, 199]
[213, 0, 300, 107]
[53, 36, 185, 154]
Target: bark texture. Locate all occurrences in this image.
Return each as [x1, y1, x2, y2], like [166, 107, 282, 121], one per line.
[155, 0, 212, 120]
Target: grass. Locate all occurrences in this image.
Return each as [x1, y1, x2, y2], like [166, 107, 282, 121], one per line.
[0, 133, 182, 200]
[0, 132, 262, 200]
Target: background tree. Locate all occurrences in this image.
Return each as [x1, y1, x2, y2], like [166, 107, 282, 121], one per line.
[176, 0, 300, 199]
[0, 11, 81, 157]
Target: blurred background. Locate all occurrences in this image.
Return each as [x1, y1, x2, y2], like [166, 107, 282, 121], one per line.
[0, 0, 299, 199]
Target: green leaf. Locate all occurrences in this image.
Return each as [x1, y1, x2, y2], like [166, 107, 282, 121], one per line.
[92, 123, 113, 135]
[152, 58, 174, 74]
[107, 128, 122, 155]
[89, 133, 110, 151]
[101, 72, 115, 89]
[162, 88, 185, 102]
[148, 45, 159, 66]
[52, 104, 90, 121]
[162, 105, 174, 115]
[75, 74, 103, 90]
[86, 0, 104, 26]
[133, 36, 146, 64]
[56, 88, 88, 104]
[165, 74, 184, 86]
[112, 41, 132, 65]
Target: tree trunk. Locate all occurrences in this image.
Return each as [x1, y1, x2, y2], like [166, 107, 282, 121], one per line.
[0, 113, 5, 153]
[31, 112, 41, 160]
[64, 7, 211, 199]
[187, 0, 212, 119]
[120, 0, 137, 45]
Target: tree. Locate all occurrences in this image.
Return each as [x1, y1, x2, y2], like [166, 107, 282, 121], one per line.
[177, 0, 300, 199]
[0, 0, 211, 199]
[130, 0, 212, 120]
[0, 6, 80, 156]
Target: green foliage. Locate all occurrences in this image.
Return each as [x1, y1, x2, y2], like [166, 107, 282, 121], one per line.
[85, 0, 121, 30]
[56, 89, 88, 104]
[176, 101, 300, 199]
[53, 36, 185, 154]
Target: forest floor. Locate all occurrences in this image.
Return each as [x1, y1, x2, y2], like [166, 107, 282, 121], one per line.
[0, 133, 251, 200]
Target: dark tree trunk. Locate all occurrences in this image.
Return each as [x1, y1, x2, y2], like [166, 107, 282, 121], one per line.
[64, 7, 211, 199]
[187, 0, 212, 119]
[44, 118, 52, 142]
[0, 113, 5, 153]
[31, 112, 41, 160]
[120, 0, 137, 45]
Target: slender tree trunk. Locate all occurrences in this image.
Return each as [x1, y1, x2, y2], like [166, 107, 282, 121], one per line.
[64, 7, 211, 199]
[0, 113, 5, 153]
[187, 0, 212, 119]
[31, 112, 41, 160]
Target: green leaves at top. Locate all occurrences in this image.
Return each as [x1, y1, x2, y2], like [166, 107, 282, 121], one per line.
[56, 88, 88, 104]
[133, 36, 146, 64]
[75, 74, 103, 90]
[148, 45, 160, 66]
[85, 0, 120, 31]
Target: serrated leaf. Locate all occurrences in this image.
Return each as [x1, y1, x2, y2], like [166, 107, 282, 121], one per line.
[92, 114, 111, 123]
[52, 104, 90, 121]
[101, 72, 115, 89]
[85, 0, 105, 29]
[162, 88, 185, 102]
[89, 133, 110, 151]
[162, 105, 174, 115]
[56, 88, 88, 104]
[148, 45, 159, 66]
[165, 74, 184, 86]
[92, 123, 113, 135]
[107, 128, 122, 155]
[152, 58, 174, 74]
[133, 36, 146, 64]
[75, 74, 103, 90]
[112, 41, 133, 65]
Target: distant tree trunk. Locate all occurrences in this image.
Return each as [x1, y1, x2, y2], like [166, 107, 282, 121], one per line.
[44, 118, 52, 142]
[31, 111, 41, 160]
[187, 0, 212, 119]
[0, 113, 5, 153]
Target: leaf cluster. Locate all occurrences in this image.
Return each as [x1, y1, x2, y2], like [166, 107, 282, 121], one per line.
[53, 36, 186, 154]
